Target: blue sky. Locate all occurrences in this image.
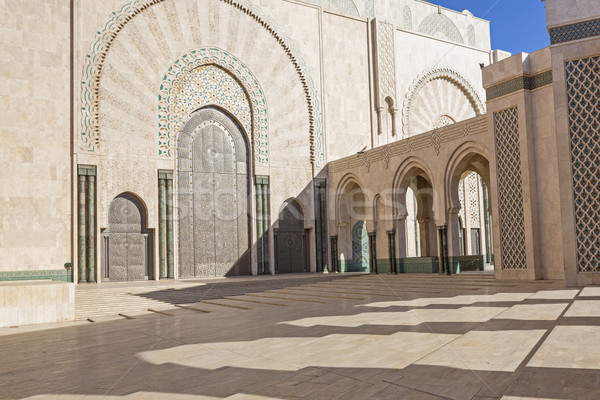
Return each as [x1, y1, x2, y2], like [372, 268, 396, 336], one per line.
[432, 0, 550, 55]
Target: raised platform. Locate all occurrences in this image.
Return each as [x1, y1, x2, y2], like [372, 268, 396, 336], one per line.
[0, 280, 74, 327]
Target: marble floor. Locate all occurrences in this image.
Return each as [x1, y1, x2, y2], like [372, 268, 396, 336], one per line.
[1, 273, 599, 399]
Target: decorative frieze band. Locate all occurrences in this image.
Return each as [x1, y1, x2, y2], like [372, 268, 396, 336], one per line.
[549, 18, 600, 44]
[486, 70, 553, 101]
[329, 115, 486, 174]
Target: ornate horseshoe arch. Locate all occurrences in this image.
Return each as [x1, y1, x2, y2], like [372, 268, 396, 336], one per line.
[158, 48, 268, 163]
[80, 0, 324, 167]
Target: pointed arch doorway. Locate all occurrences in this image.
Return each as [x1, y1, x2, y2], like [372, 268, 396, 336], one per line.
[177, 107, 252, 278]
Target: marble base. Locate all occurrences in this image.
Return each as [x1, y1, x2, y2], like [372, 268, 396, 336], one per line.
[0, 280, 74, 327]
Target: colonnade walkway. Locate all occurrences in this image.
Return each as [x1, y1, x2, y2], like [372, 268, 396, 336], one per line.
[2, 273, 600, 399]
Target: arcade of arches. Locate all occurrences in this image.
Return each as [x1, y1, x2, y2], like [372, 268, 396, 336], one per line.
[329, 116, 494, 275]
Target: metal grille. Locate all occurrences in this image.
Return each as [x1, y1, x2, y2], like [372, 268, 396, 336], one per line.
[565, 56, 600, 272]
[494, 107, 527, 269]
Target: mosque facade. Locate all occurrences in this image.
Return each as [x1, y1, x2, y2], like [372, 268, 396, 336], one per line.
[1, 0, 598, 296]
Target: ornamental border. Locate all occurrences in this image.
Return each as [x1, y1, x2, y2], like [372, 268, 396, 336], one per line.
[486, 70, 553, 101]
[549, 18, 600, 44]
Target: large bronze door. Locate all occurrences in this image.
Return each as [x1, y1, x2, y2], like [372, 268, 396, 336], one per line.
[275, 201, 307, 273]
[177, 108, 251, 277]
[104, 194, 150, 281]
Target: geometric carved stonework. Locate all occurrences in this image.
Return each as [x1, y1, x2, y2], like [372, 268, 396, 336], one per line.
[177, 107, 250, 278]
[105, 194, 148, 281]
[565, 56, 600, 272]
[374, 19, 396, 103]
[493, 107, 527, 269]
[418, 13, 464, 44]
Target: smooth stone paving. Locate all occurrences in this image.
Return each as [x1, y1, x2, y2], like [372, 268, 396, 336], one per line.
[1, 273, 600, 399]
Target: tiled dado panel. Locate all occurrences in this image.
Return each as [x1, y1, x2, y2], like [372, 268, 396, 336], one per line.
[493, 107, 527, 270]
[565, 56, 600, 273]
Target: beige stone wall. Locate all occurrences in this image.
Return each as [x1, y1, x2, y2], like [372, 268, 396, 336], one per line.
[546, 0, 599, 27]
[0, 1, 72, 272]
[548, 37, 600, 285]
[322, 11, 372, 161]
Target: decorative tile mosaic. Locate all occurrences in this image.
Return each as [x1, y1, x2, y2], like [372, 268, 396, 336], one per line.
[0, 270, 71, 282]
[565, 56, 600, 273]
[158, 48, 267, 163]
[486, 70, 553, 101]
[352, 221, 369, 269]
[418, 13, 464, 44]
[549, 18, 600, 44]
[494, 107, 527, 269]
[172, 65, 251, 150]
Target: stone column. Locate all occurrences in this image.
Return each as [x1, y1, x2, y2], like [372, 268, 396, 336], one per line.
[395, 216, 407, 259]
[437, 225, 450, 275]
[391, 107, 398, 137]
[330, 235, 339, 272]
[482, 181, 493, 261]
[446, 208, 462, 257]
[77, 174, 87, 284]
[368, 232, 377, 274]
[87, 174, 96, 283]
[158, 176, 167, 279]
[376, 106, 384, 136]
[313, 178, 328, 272]
[166, 174, 174, 279]
[255, 176, 270, 275]
[387, 230, 397, 273]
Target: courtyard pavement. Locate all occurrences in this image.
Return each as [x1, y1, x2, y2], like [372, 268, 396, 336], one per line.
[1, 273, 599, 399]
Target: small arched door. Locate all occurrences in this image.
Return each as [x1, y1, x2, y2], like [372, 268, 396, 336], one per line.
[351, 221, 369, 272]
[103, 193, 151, 281]
[275, 201, 307, 273]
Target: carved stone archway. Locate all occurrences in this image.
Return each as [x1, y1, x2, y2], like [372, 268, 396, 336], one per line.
[80, 0, 324, 166]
